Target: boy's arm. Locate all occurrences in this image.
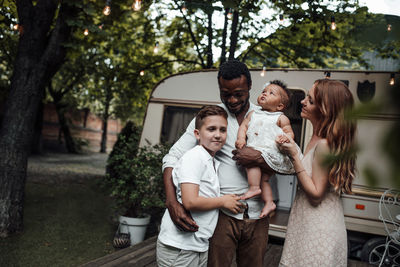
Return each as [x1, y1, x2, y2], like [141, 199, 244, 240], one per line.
[181, 183, 244, 213]
[235, 111, 253, 149]
[278, 115, 295, 139]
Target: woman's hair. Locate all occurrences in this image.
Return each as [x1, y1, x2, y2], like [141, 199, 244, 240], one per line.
[195, 105, 228, 129]
[313, 79, 357, 194]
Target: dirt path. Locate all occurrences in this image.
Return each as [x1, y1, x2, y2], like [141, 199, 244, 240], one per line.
[27, 152, 108, 184]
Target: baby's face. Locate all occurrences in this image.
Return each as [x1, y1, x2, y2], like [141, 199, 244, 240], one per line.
[257, 84, 285, 112]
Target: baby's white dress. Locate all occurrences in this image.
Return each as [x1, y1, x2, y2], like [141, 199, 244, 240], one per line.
[246, 107, 294, 174]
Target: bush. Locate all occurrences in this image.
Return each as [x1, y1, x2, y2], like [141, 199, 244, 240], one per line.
[103, 122, 168, 218]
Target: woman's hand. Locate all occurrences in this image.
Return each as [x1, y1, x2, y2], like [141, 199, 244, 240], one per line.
[276, 134, 298, 158]
[221, 194, 246, 214]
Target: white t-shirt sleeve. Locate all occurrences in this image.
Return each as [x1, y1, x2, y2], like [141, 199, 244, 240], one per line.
[174, 150, 205, 186]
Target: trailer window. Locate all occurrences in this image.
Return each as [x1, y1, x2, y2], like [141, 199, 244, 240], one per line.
[161, 106, 201, 144]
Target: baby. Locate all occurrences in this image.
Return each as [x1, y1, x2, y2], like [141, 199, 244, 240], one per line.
[235, 80, 295, 218]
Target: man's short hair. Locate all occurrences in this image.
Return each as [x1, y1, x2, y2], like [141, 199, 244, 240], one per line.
[218, 60, 252, 88]
[195, 105, 228, 129]
[270, 79, 291, 109]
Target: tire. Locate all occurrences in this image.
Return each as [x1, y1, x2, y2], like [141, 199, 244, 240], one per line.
[360, 237, 400, 266]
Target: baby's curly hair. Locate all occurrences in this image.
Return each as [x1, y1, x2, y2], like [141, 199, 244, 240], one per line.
[270, 79, 291, 110]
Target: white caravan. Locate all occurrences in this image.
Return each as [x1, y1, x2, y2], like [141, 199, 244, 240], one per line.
[139, 69, 400, 264]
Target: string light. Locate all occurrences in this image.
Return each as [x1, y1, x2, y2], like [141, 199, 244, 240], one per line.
[103, 0, 111, 16]
[331, 16, 336, 31]
[181, 2, 187, 14]
[132, 0, 141, 11]
[390, 73, 395, 86]
[140, 70, 145, 76]
[387, 24, 392, 31]
[83, 29, 89, 36]
[324, 71, 331, 79]
[153, 42, 159, 54]
[279, 14, 284, 22]
[227, 8, 233, 19]
[13, 24, 19, 30]
[260, 66, 266, 77]
[98, 24, 104, 30]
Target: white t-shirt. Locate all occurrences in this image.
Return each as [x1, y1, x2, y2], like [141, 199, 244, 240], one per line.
[163, 102, 264, 220]
[158, 145, 221, 252]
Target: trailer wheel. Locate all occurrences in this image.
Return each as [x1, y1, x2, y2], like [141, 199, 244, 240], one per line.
[360, 237, 400, 266]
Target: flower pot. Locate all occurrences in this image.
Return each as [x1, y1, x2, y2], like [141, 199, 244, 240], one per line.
[118, 214, 151, 245]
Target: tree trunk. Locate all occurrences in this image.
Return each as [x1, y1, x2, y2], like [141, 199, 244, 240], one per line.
[0, 1, 76, 237]
[228, 10, 240, 60]
[206, 12, 213, 68]
[219, 8, 229, 65]
[100, 85, 112, 153]
[30, 101, 44, 155]
[55, 104, 78, 153]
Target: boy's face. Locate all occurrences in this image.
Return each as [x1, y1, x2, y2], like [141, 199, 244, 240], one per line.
[257, 84, 285, 112]
[194, 115, 228, 156]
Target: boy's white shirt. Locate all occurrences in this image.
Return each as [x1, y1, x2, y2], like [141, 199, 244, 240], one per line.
[162, 102, 264, 220]
[158, 145, 221, 252]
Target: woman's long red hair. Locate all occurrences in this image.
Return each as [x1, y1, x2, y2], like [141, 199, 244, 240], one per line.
[313, 79, 356, 194]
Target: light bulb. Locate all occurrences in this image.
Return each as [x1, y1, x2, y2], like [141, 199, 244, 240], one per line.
[140, 70, 145, 76]
[13, 24, 19, 30]
[153, 42, 159, 54]
[279, 14, 284, 22]
[84, 29, 89, 36]
[260, 66, 266, 77]
[390, 73, 395, 86]
[181, 2, 187, 14]
[331, 16, 336, 31]
[133, 0, 141, 11]
[387, 24, 392, 31]
[227, 9, 233, 19]
[98, 24, 104, 30]
[103, 5, 111, 16]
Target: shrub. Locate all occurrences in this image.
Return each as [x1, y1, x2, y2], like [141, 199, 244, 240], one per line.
[103, 122, 168, 218]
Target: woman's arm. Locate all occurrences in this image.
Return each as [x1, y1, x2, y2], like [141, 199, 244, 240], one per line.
[277, 136, 329, 205]
[181, 183, 244, 213]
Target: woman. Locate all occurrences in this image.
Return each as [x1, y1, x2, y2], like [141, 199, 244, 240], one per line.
[278, 79, 356, 266]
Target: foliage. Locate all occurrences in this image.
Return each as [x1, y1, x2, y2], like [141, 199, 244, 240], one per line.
[103, 122, 169, 217]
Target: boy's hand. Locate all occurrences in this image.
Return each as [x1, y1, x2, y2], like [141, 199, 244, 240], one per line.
[221, 194, 246, 214]
[235, 139, 246, 149]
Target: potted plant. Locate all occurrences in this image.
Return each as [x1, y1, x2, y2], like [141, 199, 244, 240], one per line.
[103, 122, 167, 245]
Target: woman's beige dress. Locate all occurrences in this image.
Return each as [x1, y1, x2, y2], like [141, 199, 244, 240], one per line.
[279, 142, 347, 267]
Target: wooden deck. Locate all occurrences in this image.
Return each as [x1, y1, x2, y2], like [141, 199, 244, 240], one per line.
[81, 235, 372, 267]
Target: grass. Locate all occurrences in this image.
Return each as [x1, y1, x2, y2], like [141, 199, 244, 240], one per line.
[0, 179, 117, 267]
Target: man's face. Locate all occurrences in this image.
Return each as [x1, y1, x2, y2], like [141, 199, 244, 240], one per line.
[219, 75, 250, 116]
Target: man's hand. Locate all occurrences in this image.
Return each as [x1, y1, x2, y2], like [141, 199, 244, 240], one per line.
[232, 147, 273, 174]
[166, 200, 199, 232]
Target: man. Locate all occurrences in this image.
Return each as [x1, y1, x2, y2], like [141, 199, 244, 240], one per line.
[162, 60, 273, 266]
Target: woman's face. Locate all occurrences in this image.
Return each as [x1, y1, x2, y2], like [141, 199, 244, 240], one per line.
[301, 83, 319, 122]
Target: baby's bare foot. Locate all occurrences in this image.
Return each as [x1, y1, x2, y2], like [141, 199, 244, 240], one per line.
[259, 202, 276, 218]
[241, 187, 262, 200]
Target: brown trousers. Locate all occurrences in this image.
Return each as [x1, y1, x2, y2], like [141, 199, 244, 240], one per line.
[207, 211, 269, 267]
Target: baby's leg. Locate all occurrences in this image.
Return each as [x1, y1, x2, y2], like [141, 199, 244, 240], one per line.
[259, 173, 276, 218]
[241, 167, 262, 199]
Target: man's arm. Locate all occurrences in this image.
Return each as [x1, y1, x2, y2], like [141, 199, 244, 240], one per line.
[232, 147, 274, 174]
[162, 118, 199, 232]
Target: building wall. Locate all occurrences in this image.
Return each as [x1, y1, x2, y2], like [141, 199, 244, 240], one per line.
[42, 104, 122, 153]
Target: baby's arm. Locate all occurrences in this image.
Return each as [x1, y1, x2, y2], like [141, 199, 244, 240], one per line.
[181, 183, 244, 214]
[278, 114, 294, 139]
[235, 111, 254, 149]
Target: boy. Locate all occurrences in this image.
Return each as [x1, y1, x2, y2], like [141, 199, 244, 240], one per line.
[157, 105, 244, 267]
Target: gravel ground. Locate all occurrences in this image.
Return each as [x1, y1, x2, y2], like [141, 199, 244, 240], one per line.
[27, 152, 108, 184]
